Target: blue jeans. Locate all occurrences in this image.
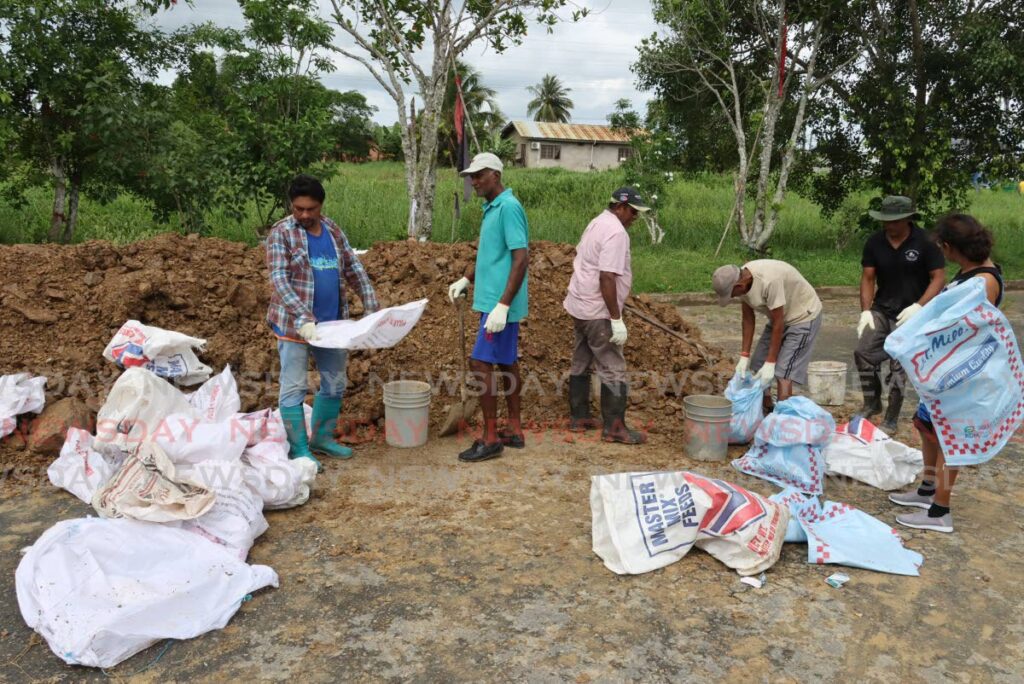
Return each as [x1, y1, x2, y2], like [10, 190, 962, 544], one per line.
[277, 339, 348, 408]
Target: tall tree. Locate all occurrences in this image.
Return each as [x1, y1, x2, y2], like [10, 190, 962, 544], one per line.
[526, 74, 574, 123]
[636, 0, 863, 252]
[0, 0, 181, 242]
[329, 90, 378, 161]
[803, 0, 1024, 218]
[327, 0, 584, 239]
[181, 0, 345, 228]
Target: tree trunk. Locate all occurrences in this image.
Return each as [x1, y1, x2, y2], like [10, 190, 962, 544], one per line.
[48, 157, 67, 243]
[747, 7, 787, 252]
[905, 0, 928, 201]
[759, 26, 823, 251]
[63, 178, 81, 244]
[403, 32, 452, 241]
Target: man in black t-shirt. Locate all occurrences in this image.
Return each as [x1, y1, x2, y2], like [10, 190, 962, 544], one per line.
[855, 195, 945, 432]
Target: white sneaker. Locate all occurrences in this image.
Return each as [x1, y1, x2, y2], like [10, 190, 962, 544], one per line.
[888, 490, 933, 509]
[896, 510, 954, 533]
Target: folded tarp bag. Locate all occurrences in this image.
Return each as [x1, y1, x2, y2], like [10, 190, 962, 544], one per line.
[186, 366, 241, 423]
[103, 320, 212, 385]
[885, 277, 1024, 466]
[0, 373, 46, 438]
[16, 517, 278, 669]
[732, 396, 836, 495]
[824, 416, 923, 490]
[591, 470, 789, 576]
[771, 487, 923, 576]
[724, 372, 764, 444]
[92, 441, 215, 523]
[178, 461, 269, 560]
[95, 367, 197, 451]
[48, 429, 126, 504]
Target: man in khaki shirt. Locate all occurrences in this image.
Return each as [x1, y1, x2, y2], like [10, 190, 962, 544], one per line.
[712, 260, 823, 406]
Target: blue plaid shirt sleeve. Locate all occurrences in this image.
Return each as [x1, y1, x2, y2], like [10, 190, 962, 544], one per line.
[335, 228, 379, 314]
[266, 226, 315, 328]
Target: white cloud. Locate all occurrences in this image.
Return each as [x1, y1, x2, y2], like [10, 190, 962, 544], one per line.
[153, 0, 657, 124]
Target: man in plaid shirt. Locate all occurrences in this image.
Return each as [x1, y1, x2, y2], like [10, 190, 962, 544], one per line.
[266, 174, 378, 470]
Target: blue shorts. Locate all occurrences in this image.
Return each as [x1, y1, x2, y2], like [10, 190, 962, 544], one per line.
[471, 313, 520, 366]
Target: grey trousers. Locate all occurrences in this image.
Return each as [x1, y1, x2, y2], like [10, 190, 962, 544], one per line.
[750, 313, 823, 386]
[569, 317, 627, 385]
[853, 310, 906, 393]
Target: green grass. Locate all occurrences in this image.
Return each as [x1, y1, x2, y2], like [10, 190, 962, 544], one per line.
[2, 161, 1022, 292]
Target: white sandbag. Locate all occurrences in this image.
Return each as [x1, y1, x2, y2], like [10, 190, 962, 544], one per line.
[103, 320, 212, 385]
[824, 416, 923, 490]
[16, 517, 278, 669]
[242, 438, 317, 509]
[311, 298, 428, 350]
[187, 366, 241, 423]
[95, 367, 197, 451]
[0, 373, 47, 438]
[47, 429, 126, 504]
[150, 413, 248, 467]
[178, 461, 269, 560]
[591, 471, 789, 576]
[92, 441, 215, 522]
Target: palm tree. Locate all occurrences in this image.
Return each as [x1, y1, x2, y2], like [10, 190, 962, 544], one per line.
[526, 75, 573, 123]
[439, 60, 504, 165]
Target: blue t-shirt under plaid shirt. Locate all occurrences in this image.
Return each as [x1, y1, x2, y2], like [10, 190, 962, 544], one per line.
[307, 228, 340, 323]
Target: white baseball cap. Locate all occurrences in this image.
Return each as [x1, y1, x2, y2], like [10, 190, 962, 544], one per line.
[460, 152, 504, 176]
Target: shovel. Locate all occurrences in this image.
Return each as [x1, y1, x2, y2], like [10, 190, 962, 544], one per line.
[439, 295, 479, 437]
[624, 304, 715, 368]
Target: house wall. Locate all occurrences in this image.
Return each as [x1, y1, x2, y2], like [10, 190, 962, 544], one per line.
[507, 132, 630, 171]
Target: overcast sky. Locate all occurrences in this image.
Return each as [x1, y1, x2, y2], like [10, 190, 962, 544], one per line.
[153, 0, 659, 125]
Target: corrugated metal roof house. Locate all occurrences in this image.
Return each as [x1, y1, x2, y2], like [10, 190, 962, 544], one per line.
[500, 121, 635, 171]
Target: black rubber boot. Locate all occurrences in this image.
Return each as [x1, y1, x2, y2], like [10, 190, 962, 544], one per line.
[600, 382, 647, 445]
[880, 388, 904, 433]
[568, 374, 598, 432]
[858, 374, 883, 418]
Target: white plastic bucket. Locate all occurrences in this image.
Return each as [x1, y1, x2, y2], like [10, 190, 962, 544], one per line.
[383, 381, 432, 448]
[683, 395, 732, 462]
[807, 361, 847, 406]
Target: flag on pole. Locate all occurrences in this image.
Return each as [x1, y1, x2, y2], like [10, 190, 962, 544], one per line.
[454, 72, 472, 202]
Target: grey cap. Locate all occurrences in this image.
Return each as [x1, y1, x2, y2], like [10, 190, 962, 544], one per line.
[712, 265, 742, 306]
[869, 195, 919, 222]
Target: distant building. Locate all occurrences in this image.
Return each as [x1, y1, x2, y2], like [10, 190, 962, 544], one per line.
[500, 121, 635, 171]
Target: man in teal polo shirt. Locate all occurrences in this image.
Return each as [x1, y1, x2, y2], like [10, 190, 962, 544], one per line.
[448, 152, 529, 462]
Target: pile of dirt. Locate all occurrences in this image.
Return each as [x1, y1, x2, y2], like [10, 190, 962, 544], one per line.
[0, 234, 729, 454]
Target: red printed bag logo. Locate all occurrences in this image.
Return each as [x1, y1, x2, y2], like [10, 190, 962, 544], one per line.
[911, 316, 979, 383]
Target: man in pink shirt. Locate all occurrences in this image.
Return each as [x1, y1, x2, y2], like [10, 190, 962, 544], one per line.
[563, 187, 649, 444]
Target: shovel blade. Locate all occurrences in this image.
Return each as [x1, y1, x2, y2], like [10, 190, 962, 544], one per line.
[438, 397, 479, 437]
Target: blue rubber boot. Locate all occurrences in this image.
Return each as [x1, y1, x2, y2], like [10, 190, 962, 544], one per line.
[310, 396, 353, 459]
[280, 404, 322, 472]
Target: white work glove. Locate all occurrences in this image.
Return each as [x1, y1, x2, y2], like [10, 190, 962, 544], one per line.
[735, 355, 750, 378]
[298, 321, 318, 342]
[448, 277, 470, 303]
[896, 303, 923, 328]
[609, 318, 627, 346]
[754, 362, 776, 388]
[484, 303, 509, 334]
[856, 310, 876, 339]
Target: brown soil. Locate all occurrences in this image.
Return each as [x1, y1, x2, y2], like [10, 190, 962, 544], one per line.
[0, 234, 728, 467]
